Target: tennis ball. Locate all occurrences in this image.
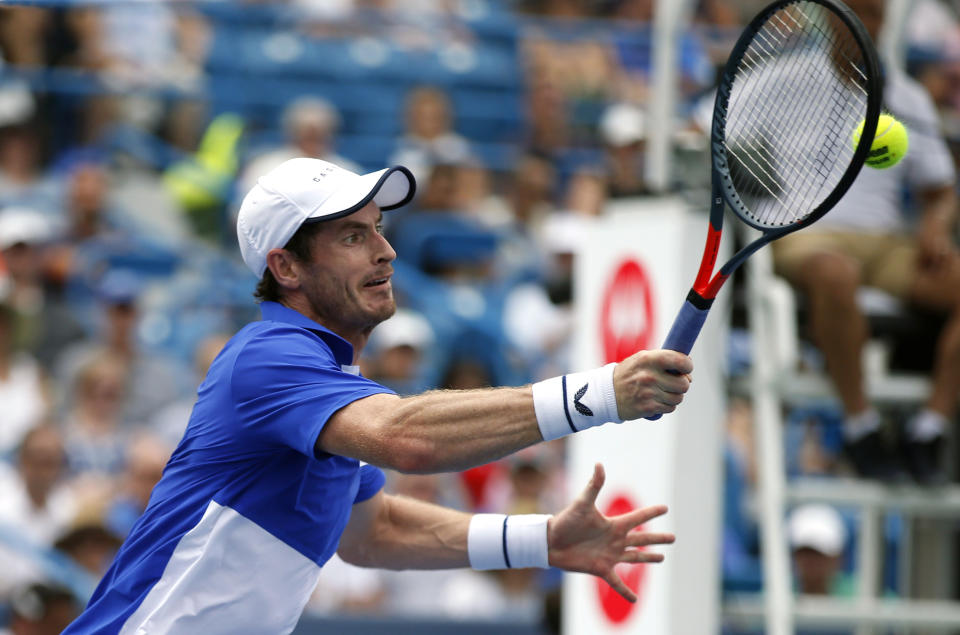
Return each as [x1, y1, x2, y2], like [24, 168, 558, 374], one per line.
[852, 113, 909, 169]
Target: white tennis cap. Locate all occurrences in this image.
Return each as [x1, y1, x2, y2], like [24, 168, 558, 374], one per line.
[237, 157, 416, 276]
[0, 207, 53, 251]
[788, 504, 847, 557]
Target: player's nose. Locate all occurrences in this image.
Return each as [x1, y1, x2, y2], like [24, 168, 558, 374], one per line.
[374, 231, 396, 264]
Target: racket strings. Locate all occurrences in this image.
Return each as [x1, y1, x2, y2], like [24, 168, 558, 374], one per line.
[731, 46, 842, 209]
[729, 15, 864, 219]
[721, 0, 870, 229]
[786, 5, 870, 87]
[727, 57, 848, 219]
[729, 10, 865, 224]
[734, 54, 862, 222]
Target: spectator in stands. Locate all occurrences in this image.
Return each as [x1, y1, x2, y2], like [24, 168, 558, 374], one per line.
[523, 77, 571, 158]
[240, 97, 359, 197]
[164, 112, 245, 241]
[53, 521, 122, 582]
[788, 504, 853, 596]
[56, 4, 210, 145]
[502, 213, 583, 381]
[103, 433, 172, 539]
[387, 159, 501, 280]
[0, 426, 77, 597]
[521, 24, 617, 112]
[691, 0, 744, 70]
[906, 4, 960, 143]
[0, 7, 53, 68]
[907, 45, 960, 144]
[390, 85, 471, 185]
[0, 425, 75, 539]
[0, 121, 58, 212]
[0, 299, 48, 459]
[149, 332, 231, 446]
[563, 166, 609, 216]
[54, 269, 187, 426]
[451, 158, 500, 220]
[492, 153, 557, 278]
[603, 0, 714, 102]
[43, 156, 162, 294]
[906, 0, 960, 64]
[599, 101, 653, 198]
[61, 160, 110, 242]
[516, 0, 590, 18]
[0, 208, 85, 370]
[4, 582, 80, 635]
[721, 398, 762, 592]
[771, 0, 960, 485]
[361, 308, 435, 395]
[60, 353, 136, 479]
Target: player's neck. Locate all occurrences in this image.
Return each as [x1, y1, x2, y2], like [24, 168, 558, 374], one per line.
[279, 295, 368, 361]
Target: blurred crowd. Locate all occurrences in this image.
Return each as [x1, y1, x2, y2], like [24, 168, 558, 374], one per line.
[0, 0, 958, 632]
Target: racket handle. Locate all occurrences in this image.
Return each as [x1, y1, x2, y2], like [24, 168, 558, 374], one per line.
[661, 296, 711, 355]
[646, 294, 712, 421]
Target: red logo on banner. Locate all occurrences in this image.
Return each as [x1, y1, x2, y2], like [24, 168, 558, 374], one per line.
[595, 494, 648, 624]
[600, 259, 656, 363]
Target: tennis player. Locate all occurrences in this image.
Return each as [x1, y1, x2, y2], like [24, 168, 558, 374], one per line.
[64, 158, 693, 634]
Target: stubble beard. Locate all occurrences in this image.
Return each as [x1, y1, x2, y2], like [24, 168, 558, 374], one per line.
[307, 286, 396, 336]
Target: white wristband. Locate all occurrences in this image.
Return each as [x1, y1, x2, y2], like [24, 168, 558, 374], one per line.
[531, 363, 621, 441]
[468, 513, 552, 570]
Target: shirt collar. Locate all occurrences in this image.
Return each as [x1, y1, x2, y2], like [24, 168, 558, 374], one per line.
[259, 301, 355, 365]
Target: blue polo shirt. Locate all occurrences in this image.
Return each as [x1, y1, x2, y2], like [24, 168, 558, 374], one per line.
[64, 301, 393, 635]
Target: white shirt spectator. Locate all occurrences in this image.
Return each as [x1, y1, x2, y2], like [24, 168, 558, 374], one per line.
[0, 353, 46, 458]
[0, 462, 76, 596]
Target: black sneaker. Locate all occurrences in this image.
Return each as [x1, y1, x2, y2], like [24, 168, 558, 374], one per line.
[902, 436, 948, 486]
[843, 431, 908, 482]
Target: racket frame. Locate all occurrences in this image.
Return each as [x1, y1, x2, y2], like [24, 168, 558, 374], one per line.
[693, 0, 884, 307]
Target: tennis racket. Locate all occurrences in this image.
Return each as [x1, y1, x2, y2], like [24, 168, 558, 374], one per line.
[648, 0, 882, 419]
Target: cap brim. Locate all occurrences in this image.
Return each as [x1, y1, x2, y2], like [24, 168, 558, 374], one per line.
[303, 165, 416, 224]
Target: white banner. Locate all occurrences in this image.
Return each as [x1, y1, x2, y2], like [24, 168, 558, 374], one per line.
[563, 198, 726, 635]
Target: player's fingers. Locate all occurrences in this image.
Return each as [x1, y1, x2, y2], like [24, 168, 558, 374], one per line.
[657, 350, 693, 375]
[650, 403, 677, 416]
[603, 570, 637, 603]
[659, 374, 691, 395]
[577, 463, 605, 507]
[626, 531, 675, 548]
[654, 390, 684, 407]
[620, 549, 666, 564]
[617, 504, 669, 529]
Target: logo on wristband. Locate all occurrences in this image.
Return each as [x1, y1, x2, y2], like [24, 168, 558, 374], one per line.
[573, 384, 593, 417]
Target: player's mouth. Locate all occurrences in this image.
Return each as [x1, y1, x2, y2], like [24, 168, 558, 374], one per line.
[363, 274, 392, 289]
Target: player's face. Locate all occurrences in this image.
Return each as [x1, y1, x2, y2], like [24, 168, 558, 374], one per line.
[298, 202, 397, 340]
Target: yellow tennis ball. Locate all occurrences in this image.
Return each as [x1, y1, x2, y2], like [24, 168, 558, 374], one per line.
[852, 113, 909, 169]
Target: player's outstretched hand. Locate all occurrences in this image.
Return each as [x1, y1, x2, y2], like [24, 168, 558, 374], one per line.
[547, 463, 674, 603]
[613, 349, 693, 420]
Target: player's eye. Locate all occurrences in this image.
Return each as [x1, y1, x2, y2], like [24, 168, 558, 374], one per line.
[343, 233, 360, 245]
[375, 223, 384, 235]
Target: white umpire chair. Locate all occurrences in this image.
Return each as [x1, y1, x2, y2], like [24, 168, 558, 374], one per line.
[722, 227, 960, 635]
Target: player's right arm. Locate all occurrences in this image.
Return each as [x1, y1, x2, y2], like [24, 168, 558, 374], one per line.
[316, 348, 692, 474]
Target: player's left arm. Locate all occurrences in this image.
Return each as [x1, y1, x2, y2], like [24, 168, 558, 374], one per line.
[336, 463, 674, 602]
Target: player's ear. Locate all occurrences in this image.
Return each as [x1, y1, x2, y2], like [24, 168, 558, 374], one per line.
[265, 248, 301, 291]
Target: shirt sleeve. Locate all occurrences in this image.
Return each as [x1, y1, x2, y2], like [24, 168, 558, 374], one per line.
[355, 463, 386, 503]
[231, 325, 394, 457]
